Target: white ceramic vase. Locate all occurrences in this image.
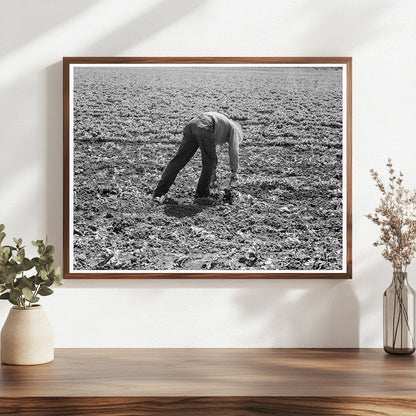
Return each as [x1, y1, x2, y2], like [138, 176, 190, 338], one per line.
[1, 305, 54, 365]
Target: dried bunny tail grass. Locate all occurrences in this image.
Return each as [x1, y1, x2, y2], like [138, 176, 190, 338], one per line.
[367, 159, 416, 272]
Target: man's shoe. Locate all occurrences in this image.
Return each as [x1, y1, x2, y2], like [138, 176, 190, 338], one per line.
[152, 194, 166, 204]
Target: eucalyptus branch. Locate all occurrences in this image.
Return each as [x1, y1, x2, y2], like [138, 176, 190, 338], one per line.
[0, 225, 62, 308]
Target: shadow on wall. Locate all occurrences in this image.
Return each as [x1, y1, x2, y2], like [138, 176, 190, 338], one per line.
[292, 0, 393, 52]
[0, 302, 10, 329]
[57, 277, 359, 348]
[46, 62, 63, 263]
[45, 0, 205, 264]
[0, 0, 101, 57]
[234, 279, 359, 347]
[354, 249, 394, 348]
[81, 0, 205, 55]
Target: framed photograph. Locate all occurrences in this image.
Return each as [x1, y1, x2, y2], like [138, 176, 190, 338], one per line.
[63, 57, 352, 279]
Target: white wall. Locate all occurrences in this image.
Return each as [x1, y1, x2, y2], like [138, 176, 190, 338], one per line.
[1, 0, 415, 347]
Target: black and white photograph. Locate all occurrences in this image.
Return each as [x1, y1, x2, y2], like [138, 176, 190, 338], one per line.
[64, 58, 352, 278]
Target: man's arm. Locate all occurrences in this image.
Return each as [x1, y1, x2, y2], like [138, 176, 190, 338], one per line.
[228, 127, 242, 187]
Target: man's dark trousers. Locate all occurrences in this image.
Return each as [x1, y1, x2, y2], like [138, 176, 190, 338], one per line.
[154, 115, 217, 198]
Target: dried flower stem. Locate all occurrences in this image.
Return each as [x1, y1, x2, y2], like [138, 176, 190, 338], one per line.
[366, 159, 416, 271]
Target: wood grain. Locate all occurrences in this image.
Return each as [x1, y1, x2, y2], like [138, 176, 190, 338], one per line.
[1, 397, 416, 416]
[63, 57, 352, 280]
[1, 349, 415, 415]
[3, 348, 415, 397]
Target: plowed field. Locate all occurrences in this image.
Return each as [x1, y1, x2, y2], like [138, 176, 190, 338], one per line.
[72, 66, 344, 271]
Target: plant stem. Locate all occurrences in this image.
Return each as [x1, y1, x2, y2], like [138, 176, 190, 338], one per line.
[392, 275, 415, 350]
[392, 285, 397, 346]
[33, 284, 40, 298]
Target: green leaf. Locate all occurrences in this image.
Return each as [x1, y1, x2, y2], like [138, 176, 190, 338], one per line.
[2, 271, 16, 284]
[9, 263, 21, 275]
[34, 274, 43, 285]
[9, 288, 21, 301]
[32, 240, 43, 247]
[0, 246, 10, 255]
[8, 297, 18, 306]
[22, 287, 34, 301]
[12, 238, 23, 249]
[0, 224, 4, 232]
[0, 232, 5, 245]
[17, 248, 25, 263]
[38, 287, 53, 296]
[39, 269, 48, 281]
[51, 266, 61, 277]
[42, 275, 54, 287]
[0, 247, 10, 265]
[0, 285, 6, 293]
[0, 291, 17, 306]
[20, 258, 34, 271]
[43, 256, 54, 266]
[45, 245, 55, 256]
[17, 276, 35, 290]
[22, 287, 39, 303]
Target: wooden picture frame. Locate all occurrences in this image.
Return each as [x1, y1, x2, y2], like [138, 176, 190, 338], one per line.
[63, 57, 352, 279]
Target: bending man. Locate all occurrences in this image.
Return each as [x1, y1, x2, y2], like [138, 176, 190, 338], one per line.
[153, 112, 243, 202]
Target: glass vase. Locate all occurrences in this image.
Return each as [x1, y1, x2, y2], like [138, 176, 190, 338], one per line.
[383, 271, 415, 355]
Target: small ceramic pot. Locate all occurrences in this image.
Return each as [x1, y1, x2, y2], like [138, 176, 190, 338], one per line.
[1, 305, 54, 365]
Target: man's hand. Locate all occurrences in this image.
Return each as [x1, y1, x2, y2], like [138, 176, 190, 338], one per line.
[228, 172, 239, 189]
[210, 180, 218, 189]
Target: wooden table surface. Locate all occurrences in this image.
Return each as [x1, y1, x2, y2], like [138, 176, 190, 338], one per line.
[1, 348, 415, 415]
